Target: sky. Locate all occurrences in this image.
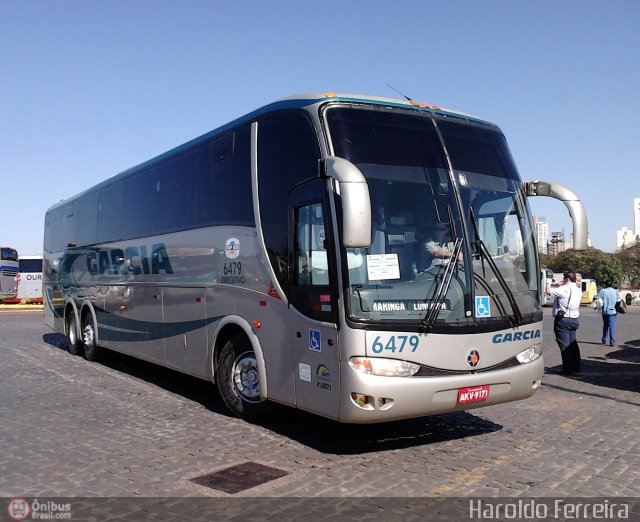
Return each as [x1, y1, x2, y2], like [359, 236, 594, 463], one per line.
[1, 0, 638, 255]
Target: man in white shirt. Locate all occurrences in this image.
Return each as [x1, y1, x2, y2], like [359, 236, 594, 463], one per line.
[550, 272, 582, 373]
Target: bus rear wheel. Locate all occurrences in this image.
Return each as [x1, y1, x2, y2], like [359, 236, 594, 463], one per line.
[216, 335, 269, 419]
[81, 312, 101, 362]
[66, 313, 82, 356]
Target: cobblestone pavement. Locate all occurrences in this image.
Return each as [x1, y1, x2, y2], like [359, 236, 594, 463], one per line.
[0, 306, 638, 504]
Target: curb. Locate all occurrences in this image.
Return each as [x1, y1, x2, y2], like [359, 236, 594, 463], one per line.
[0, 304, 44, 312]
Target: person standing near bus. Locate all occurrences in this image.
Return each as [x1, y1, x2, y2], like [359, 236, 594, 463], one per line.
[550, 272, 582, 374]
[595, 280, 618, 347]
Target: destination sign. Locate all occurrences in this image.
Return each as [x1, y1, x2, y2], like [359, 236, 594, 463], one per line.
[372, 300, 449, 312]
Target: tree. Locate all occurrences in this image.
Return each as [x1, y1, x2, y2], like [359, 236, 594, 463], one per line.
[547, 248, 600, 278]
[615, 243, 640, 287]
[592, 256, 624, 287]
[539, 253, 554, 270]
[547, 248, 623, 286]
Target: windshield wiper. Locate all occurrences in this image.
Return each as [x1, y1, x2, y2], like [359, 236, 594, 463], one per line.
[468, 208, 524, 326]
[419, 237, 463, 332]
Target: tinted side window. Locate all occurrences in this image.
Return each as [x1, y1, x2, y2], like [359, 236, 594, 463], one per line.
[222, 125, 253, 225]
[289, 179, 337, 323]
[44, 208, 62, 253]
[55, 126, 255, 247]
[195, 126, 254, 227]
[61, 203, 76, 247]
[76, 192, 98, 246]
[124, 169, 155, 239]
[20, 259, 42, 272]
[97, 182, 123, 243]
[258, 111, 320, 286]
[155, 152, 197, 233]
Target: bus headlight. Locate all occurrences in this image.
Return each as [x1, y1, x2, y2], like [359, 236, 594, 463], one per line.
[349, 357, 420, 377]
[516, 345, 542, 364]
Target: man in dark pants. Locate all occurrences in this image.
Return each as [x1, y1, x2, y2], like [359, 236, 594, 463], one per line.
[550, 272, 582, 373]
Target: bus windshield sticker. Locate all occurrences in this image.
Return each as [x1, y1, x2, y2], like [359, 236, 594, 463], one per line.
[225, 238, 240, 259]
[299, 363, 311, 382]
[309, 329, 321, 352]
[366, 254, 400, 281]
[475, 296, 491, 318]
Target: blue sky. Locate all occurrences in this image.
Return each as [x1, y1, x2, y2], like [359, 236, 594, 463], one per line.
[1, 0, 638, 255]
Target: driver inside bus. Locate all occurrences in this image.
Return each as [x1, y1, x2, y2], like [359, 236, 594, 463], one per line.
[422, 222, 461, 267]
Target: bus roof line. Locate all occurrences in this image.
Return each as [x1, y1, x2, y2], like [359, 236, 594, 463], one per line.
[46, 93, 495, 213]
[279, 92, 494, 126]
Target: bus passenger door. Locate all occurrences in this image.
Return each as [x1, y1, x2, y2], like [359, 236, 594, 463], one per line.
[288, 180, 340, 419]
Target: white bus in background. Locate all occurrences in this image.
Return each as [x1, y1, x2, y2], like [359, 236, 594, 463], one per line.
[540, 268, 554, 306]
[2, 255, 43, 304]
[43, 93, 589, 423]
[17, 255, 43, 303]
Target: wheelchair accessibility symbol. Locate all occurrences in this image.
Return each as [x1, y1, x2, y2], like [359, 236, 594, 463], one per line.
[475, 296, 491, 318]
[309, 329, 321, 352]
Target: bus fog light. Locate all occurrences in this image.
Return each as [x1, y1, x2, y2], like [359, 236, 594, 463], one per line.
[378, 397, 395, 410]
[516, 345, 542, 364]
[349, 357, 420, 377]
[350, 392, 374, 410]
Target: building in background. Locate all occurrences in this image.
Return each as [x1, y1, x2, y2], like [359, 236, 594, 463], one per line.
[549, 231, 566, 256]
[617, 226, 637, 250]
[614, 198, 640, 251]
[533, 216, 548, 255]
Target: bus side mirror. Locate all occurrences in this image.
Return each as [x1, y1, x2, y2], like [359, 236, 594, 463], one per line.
[324, 157, 372, 248]
[523, 180, 589, 250]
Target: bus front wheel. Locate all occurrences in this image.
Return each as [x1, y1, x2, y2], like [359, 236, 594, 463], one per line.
[216, 335, 269, 419]
[81, 312, 101, 362]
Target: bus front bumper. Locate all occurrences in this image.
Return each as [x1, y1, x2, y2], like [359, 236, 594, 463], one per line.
[337, 356, 544, 423]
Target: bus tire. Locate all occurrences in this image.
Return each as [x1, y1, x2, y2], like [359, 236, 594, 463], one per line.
[216, 334, 269, 419]
[66, 313, 82, 356]
[81, 312, 101, 362]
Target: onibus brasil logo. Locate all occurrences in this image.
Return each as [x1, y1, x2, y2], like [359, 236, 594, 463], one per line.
[7, 498, 72, 520]
[7, 498, 30, 520]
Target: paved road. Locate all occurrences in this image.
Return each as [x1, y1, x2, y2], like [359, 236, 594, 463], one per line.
[0, 306, 638, 516]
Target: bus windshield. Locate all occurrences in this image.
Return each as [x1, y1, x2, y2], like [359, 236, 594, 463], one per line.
[325, 106, 539, 325]
[1, 248, 18, 262]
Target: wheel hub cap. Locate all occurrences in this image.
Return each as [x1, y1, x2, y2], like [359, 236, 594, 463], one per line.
[232, 353, 260, 401]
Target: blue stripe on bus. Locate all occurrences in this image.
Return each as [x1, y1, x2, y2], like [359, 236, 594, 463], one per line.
[94, 306, 223, 343]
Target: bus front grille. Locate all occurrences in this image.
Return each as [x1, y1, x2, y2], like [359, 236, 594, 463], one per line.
[414, 356, 521, 377]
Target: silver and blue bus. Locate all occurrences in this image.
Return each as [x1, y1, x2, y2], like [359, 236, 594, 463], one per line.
[43, 93, 588, 423]
[1, 247, 19, 300]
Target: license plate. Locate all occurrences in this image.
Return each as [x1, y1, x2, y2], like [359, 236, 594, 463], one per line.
[457, 385, 490, 404]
